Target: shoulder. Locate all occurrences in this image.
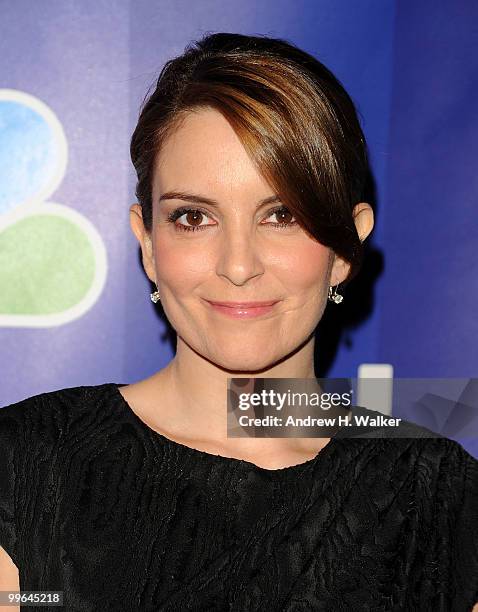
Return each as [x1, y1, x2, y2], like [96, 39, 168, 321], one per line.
[0, 383, 119, 448]
[405, 438, 478, 607]
[341, 404, 478, 495]
[0, 382, 135, 563]
[0, 382, 118, 414]
[342, 409, 478, 603]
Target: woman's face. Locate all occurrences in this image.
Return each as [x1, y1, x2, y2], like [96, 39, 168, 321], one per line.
[134, 107, 349, 372]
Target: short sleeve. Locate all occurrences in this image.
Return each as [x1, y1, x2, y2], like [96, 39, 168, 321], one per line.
[451, 446, 478, 610]
[0, 397, 31, 568]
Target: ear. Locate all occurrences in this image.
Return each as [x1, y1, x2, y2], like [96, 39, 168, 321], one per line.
[352, 202, 374, 243]
[129, 203, 156, 284]
[330, 202, 374, 285]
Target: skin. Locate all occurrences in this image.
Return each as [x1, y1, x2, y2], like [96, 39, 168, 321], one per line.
[125, 106, 374, 469]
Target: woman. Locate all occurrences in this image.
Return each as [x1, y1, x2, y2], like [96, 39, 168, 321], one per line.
[1, 32, 477, 611]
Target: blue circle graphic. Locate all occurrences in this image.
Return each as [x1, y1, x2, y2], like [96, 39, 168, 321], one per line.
[0, 100, 60, 214]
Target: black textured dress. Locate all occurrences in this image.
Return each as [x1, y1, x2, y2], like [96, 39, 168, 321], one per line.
[0, 382, 477, 611]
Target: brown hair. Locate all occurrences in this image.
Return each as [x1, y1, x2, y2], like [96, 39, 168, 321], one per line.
[130, 32, 370, 285]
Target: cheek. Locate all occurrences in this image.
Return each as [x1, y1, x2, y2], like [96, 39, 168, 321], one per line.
[275, 241, 330, 290]
[154, 238, 213, 291]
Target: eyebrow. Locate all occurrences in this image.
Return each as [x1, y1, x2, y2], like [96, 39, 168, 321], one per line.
[158, 190, 282, 208]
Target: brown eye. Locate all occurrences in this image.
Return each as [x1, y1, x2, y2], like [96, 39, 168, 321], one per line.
[265, 206, 297, 227]
[185, 210, 204, 226]
[166, 207, 215, 232]
[275, 209, 294, 224]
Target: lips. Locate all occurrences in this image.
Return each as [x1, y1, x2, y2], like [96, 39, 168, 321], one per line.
[203, 298, 280, 319]
[206, 300, 279, 308]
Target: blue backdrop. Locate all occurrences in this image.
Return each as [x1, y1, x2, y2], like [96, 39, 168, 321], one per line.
[1, 0, 477, 457]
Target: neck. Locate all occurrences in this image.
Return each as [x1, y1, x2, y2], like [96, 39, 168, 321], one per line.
[152, 335, 319, 444]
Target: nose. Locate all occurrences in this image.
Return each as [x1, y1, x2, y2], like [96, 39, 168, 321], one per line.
[215, 229, 265, 286]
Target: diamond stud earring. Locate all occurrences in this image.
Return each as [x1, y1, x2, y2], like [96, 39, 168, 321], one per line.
[328, 284, 344, 304]
[150, 283, 161, 303]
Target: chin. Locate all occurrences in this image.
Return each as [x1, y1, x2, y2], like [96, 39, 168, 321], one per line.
[209, 351, 282, 374]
